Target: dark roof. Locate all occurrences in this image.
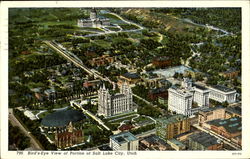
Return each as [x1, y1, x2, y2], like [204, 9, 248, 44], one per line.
[207, 117, 241, 134]
[193, 83, 208, 91]
[211, 85, 235, 92]
[226, 106, 242, 116]
[143, 134, 170, 147]
[110, 131, 137, 144]
[41, 109, 85, 127]
[149, 87, 168, 94]
[188, 132, 219, 148]
[122, 72, 140, 79]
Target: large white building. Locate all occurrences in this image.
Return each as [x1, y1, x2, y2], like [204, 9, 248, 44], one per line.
[208, 85, 237, 103]
[98, 83, 134, 117]
[168, 87, 193, 116]
[193, 83, 210, 107]
[168, 78, 210, 116]
[78, 8, 110, 28]
[110, 132, 139, 151]
[168, 78, 237, 116]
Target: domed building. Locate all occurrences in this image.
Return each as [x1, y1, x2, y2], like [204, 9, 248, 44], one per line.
[41, 109, 85, 128]
[41, 109, 85, 149]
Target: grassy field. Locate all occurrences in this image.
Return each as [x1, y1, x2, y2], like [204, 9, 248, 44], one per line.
[38, 111, 51, 119]
[107, 114, 138, 124]
[105, 26, 121, 31]
[105, 111, 137, 121]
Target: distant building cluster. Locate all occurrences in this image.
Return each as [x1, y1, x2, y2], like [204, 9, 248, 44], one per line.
[88, 54, 116, 67]
[78, 8, 110, 28]
[152, 56, 172, 68]
[118, 72, 141, 87]
[98, 83, 136, 117]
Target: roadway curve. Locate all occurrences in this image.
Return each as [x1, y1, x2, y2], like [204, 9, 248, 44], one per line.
[9, 109, 43, 150]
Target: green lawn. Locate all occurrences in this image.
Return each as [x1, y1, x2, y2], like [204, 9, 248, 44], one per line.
[105, 26, 121, 31]
[133, 116, 154, 123]
[38, 111, 51, 119]
[119, 23, 139, 30]
[81, 27, 105, 32]
[107, 114, 138, 124]
[105, 111, 137, 121]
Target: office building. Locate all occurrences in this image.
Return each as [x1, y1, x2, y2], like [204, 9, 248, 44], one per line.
[198, 106, 226, 127]
[156, 114, 190, 140]
[168, 79, 210, 116]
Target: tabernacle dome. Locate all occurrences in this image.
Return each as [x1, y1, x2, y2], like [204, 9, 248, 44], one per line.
[41, 109, 85, 127]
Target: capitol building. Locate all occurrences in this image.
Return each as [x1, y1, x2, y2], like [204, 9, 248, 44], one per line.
[98, 83, 136, 117]
[78, 8, 110, 28]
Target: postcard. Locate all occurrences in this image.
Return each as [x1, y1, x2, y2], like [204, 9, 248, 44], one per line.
[1, 1, 249, 159]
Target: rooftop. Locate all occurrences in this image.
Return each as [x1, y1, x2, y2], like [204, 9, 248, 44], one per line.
[167, 138, 186, 148]
[207, 117, 241, 134]
[142, 134, 171, 147]
[149, 87, 168, 94]
[193, 83, 208, 91]
[199, 106, 225, 113]
[122, 72, 140, 79]
[188, 132, 219, 147]
[156, 114, 187, 125]
[211, 85, 235, 93]
[110, 131, 137, 144]
[226, 106, 242, 116]
[41, 109, 85, 127]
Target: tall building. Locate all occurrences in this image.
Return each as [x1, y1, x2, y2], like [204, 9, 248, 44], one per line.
[168, 78, 210, 116]
[168, 86, 193, 116]
[156, 114, 190, 141]
[98, 82, 134, 117]
[193, 83, 210, 107]
[110, 131, 139, 151]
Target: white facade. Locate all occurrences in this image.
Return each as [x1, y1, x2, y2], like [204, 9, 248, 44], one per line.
[78, 9, 110, 28]
[193, 85, 210, 107]
[98, 83, 134, 117]
[208, 86, 237, 103]
[110, 132, 138, 151]
[168, 79, 210, 116]
[168, 87, 193, 116]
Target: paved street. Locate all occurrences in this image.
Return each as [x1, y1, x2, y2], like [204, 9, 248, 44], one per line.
[9, 109, 43, 150]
